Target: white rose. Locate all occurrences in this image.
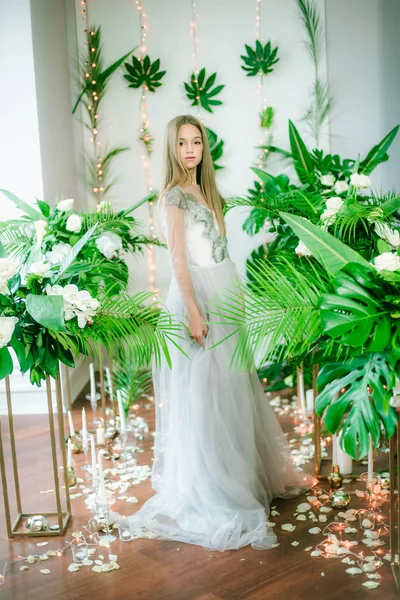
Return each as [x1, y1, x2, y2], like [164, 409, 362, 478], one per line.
[373, 252, 400, 272]
[46, 242, 72, 265]
[334, 180, 349, 194]
[66, 214, 82, 233]
[56, 198, 74, 212]
[0, 280, 9, 295]
[30, 261, 50, 277]
[320, 197, 343, 224]
[350, 173, 371, 189]
[0, 316, 19, 348]
[95, 232, 123, 260]
[34, 219, 47, 247]
[97, 201, 113, 213]
[295, 240, 312, 257]
[374, 222, 400, 249]
[320, 174, 335, 187]
[0, 258, 17, 281]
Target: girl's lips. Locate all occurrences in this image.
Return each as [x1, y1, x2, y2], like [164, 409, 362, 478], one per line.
[185, 157, 195, 160]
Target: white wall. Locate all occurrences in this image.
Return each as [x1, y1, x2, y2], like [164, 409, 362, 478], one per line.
[326, 0, 400, 193]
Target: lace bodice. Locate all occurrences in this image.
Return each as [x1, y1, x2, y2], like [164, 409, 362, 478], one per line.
[162, 186, 228, 267]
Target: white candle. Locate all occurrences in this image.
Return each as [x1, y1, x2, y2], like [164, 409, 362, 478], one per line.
[97, 452, 107, 505]
[337, 436, 353, 475]
[305, 389, 314, 414]
[89, 363, 96, 400]
[82, 407, 88, 449]
[297, 369, 306, 417]
[368, 435, 374, 482]
[332, 434, 338, 466]
[96, 426, 106, 445]
[105, 367, 113, 400]
[117, 390, 126, 433]
[67, 410, 75, 437]
[90, 434, 97, 479]
[67, 437, 72, 468]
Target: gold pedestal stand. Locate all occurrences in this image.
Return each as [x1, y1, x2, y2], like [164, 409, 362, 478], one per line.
[390, 408, 400, 589]
[0, 374, 71, 537]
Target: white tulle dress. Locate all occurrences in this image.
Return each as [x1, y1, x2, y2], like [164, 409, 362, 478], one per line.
[117, 185, 316, 551]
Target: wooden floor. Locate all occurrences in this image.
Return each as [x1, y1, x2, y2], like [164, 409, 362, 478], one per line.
[0, 392, 398, 600]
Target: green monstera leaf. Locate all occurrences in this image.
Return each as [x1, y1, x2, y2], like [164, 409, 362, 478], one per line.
[124, 55, 166, 91]
[205, 127, 224, 170]
[184, 68, 224, 113]
[316, 353, 398, 459]
[240, 40, 279, 77]
[320, 263, 392, 351]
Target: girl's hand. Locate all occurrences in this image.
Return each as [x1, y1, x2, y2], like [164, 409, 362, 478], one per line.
[188, 309, 208, 346]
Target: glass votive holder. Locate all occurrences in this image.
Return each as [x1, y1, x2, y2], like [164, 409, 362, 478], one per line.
[118, 524, 133, 542]
[72, 541, 89, 563]
[358, 509, 375, 531]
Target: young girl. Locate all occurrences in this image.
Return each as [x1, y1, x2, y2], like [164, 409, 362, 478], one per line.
[118, 115, 315, 551]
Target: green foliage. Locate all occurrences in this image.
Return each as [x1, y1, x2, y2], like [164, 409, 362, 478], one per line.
[359, 125, 400, 175]
[112, 352, 152, 412]
[206, 127, 224, 170]
[259, 106, 275, 129]
[240, 40, 279, 77]
[0, 347, 13, 379]
[26, 295, 66, 332]
[184, 68, 224, 113]
[123, 55, 166, 91]
[316, 354, 398, 458]
[0, 190, 44, 221]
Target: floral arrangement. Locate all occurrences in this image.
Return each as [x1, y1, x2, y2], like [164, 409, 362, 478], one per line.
[216, 120, 400, 458]
[0, 191, 176, 386]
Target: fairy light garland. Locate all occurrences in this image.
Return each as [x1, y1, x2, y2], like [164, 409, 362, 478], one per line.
[189, 0, 202, 121]
[255, 0, 269, 169]
[135, 0, 158, 300]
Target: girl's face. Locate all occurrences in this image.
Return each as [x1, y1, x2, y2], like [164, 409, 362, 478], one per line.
[178, 124, 203, 171]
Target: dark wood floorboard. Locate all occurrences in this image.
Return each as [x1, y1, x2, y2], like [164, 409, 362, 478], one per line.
[0, 391, 397, 600]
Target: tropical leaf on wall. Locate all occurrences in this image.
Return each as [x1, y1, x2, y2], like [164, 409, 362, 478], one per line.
[205, 127, 224, 170]
[259, 106, 275, 129]
[184, 68, 224, 113]
[240, 40, 279, 77]
[123, 55, 166, 91]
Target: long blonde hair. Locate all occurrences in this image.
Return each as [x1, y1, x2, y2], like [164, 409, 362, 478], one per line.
[159, 114, 226, 235]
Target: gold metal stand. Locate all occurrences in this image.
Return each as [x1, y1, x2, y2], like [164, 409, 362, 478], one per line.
[0, 374, 71, 537]
[390, 408, 400, 588]
[99, 351, 106, 416]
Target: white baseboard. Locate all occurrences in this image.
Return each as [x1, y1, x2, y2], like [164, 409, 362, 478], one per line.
[0, 353, 90, 415]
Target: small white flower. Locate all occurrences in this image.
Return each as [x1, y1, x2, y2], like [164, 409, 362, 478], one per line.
[0, 258, 17, 281]
[334, 180, 349, 194]
[34, 220, 48, 247]
[0, 316, 19, 348]
[46, 283, 99, 328]
[56, 198, 74, 212]
[350, 173, 371, 189]
[0, 280, 9, 295]
[97, 201, 113, 213]
[95, 232, 123, 260]
[46, 242, 72, 265]
[374, 222, 400, 249]
[320, 174, 335, 187]
[373, 252, 400, 272]
[30, 261, 50, 277]
[295, 240, 312, 257]
[320, 196, 344, 224]
[66, 214, 82, 233]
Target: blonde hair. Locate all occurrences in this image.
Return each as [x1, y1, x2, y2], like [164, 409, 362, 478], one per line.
[159, 114, 226, 235]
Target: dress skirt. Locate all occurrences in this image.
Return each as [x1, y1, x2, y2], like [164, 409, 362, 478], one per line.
[120, 256, 316, 551]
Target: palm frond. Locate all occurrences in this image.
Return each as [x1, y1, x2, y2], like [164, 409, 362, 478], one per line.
[0, 221, 33, 261]
[208, 258, 328, 369]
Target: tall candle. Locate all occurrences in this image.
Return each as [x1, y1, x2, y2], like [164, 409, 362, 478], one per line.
[90, 434, 97, 478]
[67, 410, 75, 437]
[368, 435, 374, 482]
[105, 367, 113, 400]
[297, 369, 306, 417]
[89, 363, 96, 400]
[305, 389, 314, 414]
[67, 437, 72, 468]
[96, 425, 106, 445]
[337, 435, 353, 475]
[97, 452, 107, 505]
[332, 434, 338, 467]
[82, 407, 88, 449]
[117, 390, 126, 434]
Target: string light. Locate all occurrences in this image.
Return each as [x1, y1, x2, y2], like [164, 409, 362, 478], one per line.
[135, 0, 158, 300]
[190, 0, 201, 120]
[255, 0, 269, 169]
